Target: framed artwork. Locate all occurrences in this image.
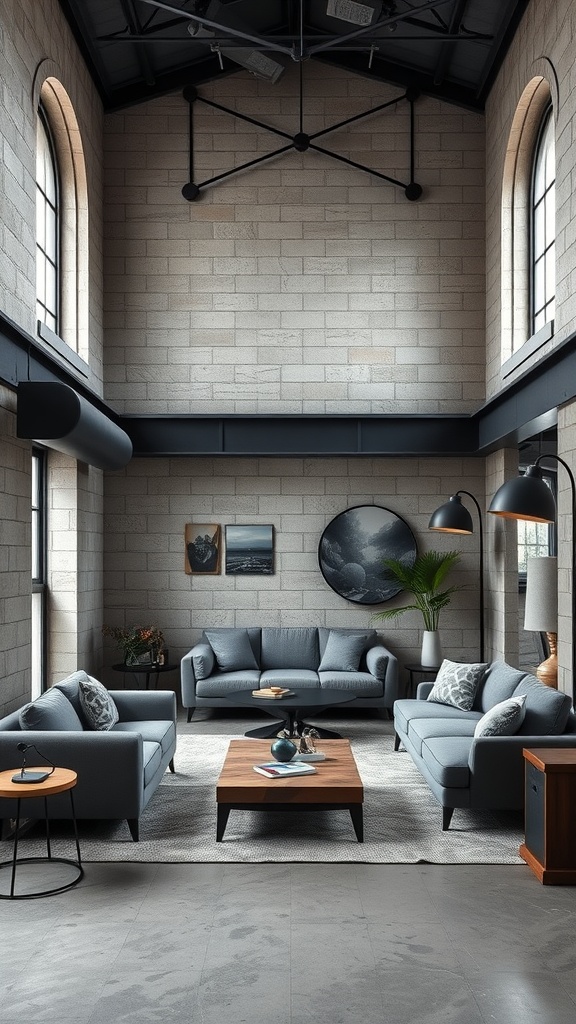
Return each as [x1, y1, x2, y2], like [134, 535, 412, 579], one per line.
[318, 505, 417, 605]
[185, 524, 221, 574]
[225, 524, 274, 575]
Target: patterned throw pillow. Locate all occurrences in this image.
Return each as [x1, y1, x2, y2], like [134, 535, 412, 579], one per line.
[474, 694, 527, 737]
[427, 659, 488, 711]
[78, 678, 119, 731]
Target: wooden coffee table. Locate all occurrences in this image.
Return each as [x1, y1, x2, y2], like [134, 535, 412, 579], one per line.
[216, 738, 363, 842]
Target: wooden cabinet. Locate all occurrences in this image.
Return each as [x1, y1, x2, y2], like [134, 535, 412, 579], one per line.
[520, 748, 576, 884]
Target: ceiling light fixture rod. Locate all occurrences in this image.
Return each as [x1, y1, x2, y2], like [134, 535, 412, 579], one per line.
[192, 93, 294, 141]
[308, 0, 455, 57]
[309, 93, 407, 142]
[139, 0, 295, 57]
[308, 142, 409, 192]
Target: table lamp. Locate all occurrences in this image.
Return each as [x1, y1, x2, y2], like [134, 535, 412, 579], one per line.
[524, 556, 558, 687]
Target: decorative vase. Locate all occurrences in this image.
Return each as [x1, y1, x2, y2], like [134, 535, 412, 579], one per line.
[271, 737, 297, 762]
[421, 630, 442, 669]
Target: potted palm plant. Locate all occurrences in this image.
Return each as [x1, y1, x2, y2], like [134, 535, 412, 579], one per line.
[371, 550, 463, 667]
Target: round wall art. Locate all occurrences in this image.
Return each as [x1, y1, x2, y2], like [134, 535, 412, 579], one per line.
[318, 505, 417, 605]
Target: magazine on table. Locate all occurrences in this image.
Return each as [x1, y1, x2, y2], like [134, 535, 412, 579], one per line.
[252, 761, 317, 778]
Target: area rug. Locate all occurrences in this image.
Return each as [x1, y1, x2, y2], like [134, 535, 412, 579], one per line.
[18, 729, 525, 864]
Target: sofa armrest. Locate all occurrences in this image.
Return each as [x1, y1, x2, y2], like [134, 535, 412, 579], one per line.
[417, 682, 435, 700]
[366, 644, 399, 703]
[180, 644, 208, 708]
[111, 689, 177, 723]
[468, 733, 576, 803]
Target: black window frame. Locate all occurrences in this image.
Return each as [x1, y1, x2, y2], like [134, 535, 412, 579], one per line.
[31, 447, 48, 693]
[530, 105, 555, 337]
[36, 104, 60, 336]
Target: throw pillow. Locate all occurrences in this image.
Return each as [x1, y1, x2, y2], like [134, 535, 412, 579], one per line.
[204, 629, 258, 672]
[474, 694, 527, 737]
[192, 643, 215, 680]
[19, 688, 84, 731]
[319, 631, 370, 672]
[427, 659, 488, 712]
[78, 678, 119, 731]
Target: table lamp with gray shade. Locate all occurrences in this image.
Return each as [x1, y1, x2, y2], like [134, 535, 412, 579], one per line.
[524, 556, 558, 688]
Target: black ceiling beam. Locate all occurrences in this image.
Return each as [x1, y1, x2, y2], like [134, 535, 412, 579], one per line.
[474, 0, 531, 106]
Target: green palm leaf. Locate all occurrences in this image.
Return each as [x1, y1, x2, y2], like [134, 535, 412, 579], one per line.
[372, 550, 463, 632]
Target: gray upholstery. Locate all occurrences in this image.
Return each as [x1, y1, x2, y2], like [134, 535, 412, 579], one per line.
[0, 671, 177, 841]
[204, 628, 258, 671]
[318, 631, 370, 672]
[181, 626, 398, 717]
[19, 687, 84, 732]
[394, 662, 576, 829]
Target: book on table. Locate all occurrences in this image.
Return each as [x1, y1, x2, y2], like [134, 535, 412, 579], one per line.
[251, 688, 294, 699]
[253, 761, 317, 778]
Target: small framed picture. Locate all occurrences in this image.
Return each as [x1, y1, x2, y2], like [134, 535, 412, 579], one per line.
[225, 525, 274, 575]
[185, 524, 221, 574]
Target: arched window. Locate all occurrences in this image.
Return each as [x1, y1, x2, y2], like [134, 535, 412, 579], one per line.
[531, 107, 555, 334]
[36, 107, 59, 334]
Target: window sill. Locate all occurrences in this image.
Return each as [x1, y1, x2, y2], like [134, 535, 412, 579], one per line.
[502, 321, 554, 379]
[37, 322, 89, 378]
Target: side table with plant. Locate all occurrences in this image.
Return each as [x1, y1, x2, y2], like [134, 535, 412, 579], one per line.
[102, 624, 165, 666]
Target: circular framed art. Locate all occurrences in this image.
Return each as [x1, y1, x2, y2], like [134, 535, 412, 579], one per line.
[318, 505, 417, 605]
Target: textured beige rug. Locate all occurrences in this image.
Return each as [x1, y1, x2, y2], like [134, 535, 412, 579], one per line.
[14, 724, 525, 864]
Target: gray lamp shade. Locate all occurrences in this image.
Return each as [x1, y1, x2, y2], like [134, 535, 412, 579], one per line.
[524, 556, 558, 632]
[429, 494, 473, 534]
[488, 466, 556, 523]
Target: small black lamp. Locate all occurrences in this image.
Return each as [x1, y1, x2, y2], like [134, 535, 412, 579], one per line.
[488, 455, 576, 705]
[428, 491, 484, 661]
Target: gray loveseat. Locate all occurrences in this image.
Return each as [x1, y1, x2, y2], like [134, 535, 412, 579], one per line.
[393, 661, 576, 829]
[181, 626, 398, 722]
[0, 670, 177, 841]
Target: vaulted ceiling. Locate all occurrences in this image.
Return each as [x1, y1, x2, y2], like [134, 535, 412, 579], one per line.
[59, 0, 530, 112]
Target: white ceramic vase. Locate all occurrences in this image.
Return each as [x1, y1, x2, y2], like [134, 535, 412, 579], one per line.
[421, 630, 442, 669]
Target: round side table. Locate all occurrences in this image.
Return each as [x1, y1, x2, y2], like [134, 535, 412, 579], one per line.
[112, 662, 178, 689]
[404, 663, 440, 698]
[0, 767, 83, 899]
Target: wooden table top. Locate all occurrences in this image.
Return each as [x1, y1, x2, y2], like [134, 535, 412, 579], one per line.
[0, 767, 77, 799]
[216, 738, 363, 806]
[523, 748, 576, 772]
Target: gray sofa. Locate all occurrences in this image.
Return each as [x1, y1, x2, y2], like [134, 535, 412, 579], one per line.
[181, 626, 399, 722]
[0, 670, 177, 841]
[393, 661, 576, 829]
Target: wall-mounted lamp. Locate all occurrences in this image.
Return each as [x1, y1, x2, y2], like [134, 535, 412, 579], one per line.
[524, 556, 558, 688]
[428, 491, 484, 662]
[488, 455, 575, 705]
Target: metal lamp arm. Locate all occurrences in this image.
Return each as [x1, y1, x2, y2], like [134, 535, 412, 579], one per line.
[456, 490, 484, 662]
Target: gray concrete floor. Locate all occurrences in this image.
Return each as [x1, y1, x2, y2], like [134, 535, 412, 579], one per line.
[2, 706, 576, 1023]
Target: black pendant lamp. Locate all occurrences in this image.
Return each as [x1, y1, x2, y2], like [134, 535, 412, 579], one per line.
[429, 491, 484, 662]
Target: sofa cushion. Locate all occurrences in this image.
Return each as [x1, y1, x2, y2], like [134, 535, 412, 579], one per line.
[474, 694, 527, 737]
[420, 736, 472, 789]
[113, 719, 176, 757]
[427, 660, 488, 711]
[513, 675, 573, 735]
[318, 631, 369, 672]
[54, 670, 93, 722]
[192, 643, 215, 680]
[142, 740, 162, 789]
[409, 716, 478, 756]
[261, 627, 319, 671]
[394, 698, 474, 738]
[196, 670, 261, 696]
[79, 678, 120, 731]
[205, 629, 259, 672]
[475, 661, 527, 712]
[19, 688, 85, 732]
[319, 671, 382, 697]
[260, 669, 319, 689]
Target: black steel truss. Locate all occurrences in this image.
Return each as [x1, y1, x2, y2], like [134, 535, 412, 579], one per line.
[182, 68, 422, 201]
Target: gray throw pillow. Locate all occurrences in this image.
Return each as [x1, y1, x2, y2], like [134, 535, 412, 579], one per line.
[205, 629, 258, 672]
[319, 631, 369, 672]
[192, 643, 215, 680]
[19, 688, 84, 731]
[78, 678, 119, 731]
[427, 659, 488, 712]
[474, 694, 527, 737]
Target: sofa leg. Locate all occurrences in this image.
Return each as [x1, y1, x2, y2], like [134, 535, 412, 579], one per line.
[442, 807, 454, 831]
[393, 731, 401, 751]
[128, 818, 139, 841]
[186, 708, 194, 723]
[169, 757, 175, 773]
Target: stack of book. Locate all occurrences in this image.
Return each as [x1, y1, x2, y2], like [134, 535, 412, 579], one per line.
[253, 761, 317, 778]
[251, 687, 294, 699]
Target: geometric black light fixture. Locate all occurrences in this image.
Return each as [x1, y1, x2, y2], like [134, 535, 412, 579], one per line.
[428, 490, 485, 662]
[488, 454, 576, 706]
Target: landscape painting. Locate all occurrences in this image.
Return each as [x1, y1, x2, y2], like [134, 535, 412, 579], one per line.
[185, 524, 221, 574]
[225, 525, 274, 575]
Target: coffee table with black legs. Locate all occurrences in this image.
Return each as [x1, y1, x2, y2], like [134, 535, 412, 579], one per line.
[225, 688, 357, 739]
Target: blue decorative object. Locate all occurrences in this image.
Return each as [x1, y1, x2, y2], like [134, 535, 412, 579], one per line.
[271, 737, 297, 762]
